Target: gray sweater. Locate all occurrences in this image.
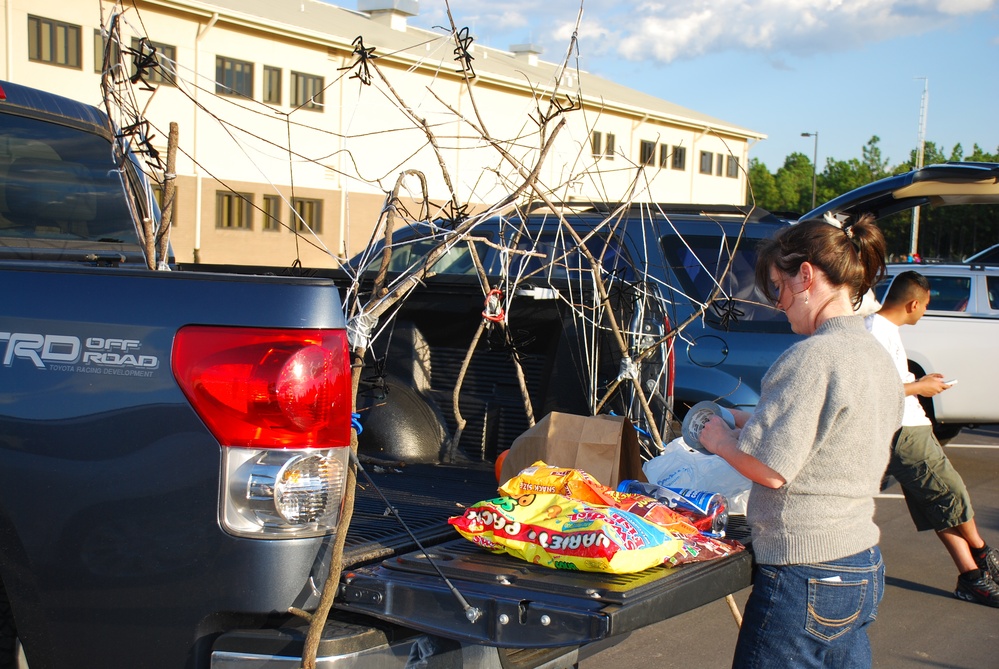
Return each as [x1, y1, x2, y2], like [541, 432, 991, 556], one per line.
[739, 316, 904, 565]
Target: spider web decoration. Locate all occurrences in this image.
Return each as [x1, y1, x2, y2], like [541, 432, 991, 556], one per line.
[93, 0, 771, 450]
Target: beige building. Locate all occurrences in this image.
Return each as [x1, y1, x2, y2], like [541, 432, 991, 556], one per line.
[1, 0, 765, 267]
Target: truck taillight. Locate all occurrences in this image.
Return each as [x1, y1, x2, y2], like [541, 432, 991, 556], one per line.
[173, 326, 352, 448]
[172, 326, 352, 538]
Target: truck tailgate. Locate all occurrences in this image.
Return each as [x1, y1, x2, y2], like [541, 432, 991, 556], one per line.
[336, 531, 751, 648]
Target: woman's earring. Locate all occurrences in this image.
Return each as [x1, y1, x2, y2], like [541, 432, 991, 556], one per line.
[804, 293, 809, 304]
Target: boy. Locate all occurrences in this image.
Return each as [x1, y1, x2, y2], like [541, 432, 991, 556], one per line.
[867, 270, 998, 607]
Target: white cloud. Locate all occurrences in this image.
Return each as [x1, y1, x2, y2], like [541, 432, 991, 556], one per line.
[413, 0, 997, 62]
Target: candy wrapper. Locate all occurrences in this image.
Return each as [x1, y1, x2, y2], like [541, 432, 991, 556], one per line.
[448, 493, 684, 573]
[498, 461, 742, 566]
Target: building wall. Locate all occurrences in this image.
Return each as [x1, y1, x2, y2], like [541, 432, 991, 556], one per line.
[2, 0, 761, 267]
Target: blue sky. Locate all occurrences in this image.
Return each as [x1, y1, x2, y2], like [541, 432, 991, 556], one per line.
[408, 1, 999, 171]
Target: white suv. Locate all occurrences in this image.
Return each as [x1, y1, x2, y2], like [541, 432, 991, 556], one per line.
[798, 161, 999, 442]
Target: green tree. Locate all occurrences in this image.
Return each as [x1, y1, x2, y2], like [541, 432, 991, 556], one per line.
[773, 152, 815, 214]
[747, 158, 780, 210]
[818, 157, 867, 202]
[860, 136, 890, 181]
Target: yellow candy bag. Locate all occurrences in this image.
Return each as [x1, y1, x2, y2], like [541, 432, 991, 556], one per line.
[497, 461, 743, 566]
[448, 492, 683, 574]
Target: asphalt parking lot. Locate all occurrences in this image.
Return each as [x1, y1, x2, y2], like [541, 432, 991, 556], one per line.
[580, 426, 999, 668]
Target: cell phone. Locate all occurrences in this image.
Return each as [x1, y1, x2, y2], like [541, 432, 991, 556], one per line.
[944, 379, 958, 386]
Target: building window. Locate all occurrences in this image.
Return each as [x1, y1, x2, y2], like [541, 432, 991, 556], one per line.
[604, 133, 616, 160]
[726, 155, 739, 178]
[716, 154, 724, 176]
[672, 146, 686, 171]
[591, 131, 603, 158]
[216, 191, 253, 230]
[699, 151, 713, 174]
[262, 194, 282, 231]
[264, 66, 282, 105]
[291, 71, 324, 111]
[28, 16, 81, 69]
[216, 56, 254, 97]
[639, 140, 656, 166]
[93, 29, 121, 74]
[292, 197, 323, 234]
[659, 144, 670, 168]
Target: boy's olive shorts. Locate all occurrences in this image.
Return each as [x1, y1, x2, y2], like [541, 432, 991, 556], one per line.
[887, 425, 974, 532]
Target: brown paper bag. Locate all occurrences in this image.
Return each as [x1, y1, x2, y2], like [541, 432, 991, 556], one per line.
[499, 412, 647, 488]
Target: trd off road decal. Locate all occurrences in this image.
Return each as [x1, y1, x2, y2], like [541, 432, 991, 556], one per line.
[0, 332, 160, 377]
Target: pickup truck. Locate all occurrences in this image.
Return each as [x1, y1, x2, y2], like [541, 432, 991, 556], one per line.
[0, 81, 751, 668]
[798, 161, 999, 444]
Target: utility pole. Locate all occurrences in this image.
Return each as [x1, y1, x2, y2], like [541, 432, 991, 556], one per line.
[911, 78, 929, 256]
[801, 131, 818, 209]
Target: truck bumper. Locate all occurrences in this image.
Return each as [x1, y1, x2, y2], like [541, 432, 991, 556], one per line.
[210, 619, 582, 668]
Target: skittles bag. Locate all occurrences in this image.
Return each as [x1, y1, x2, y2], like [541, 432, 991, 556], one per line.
[448, 492, 683, 574]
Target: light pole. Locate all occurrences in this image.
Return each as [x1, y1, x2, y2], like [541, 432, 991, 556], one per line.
[801, 131, 818, 209]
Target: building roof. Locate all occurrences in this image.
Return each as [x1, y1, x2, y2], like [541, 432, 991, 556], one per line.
[146, 0, 765, 140]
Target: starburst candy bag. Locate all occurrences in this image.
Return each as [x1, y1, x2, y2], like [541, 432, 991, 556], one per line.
[448, 492, 684, 573]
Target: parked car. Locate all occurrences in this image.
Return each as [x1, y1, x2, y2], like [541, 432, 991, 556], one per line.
[799, 161, 999, 442]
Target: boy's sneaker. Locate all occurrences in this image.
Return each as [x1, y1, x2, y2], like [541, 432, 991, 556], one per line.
[975, 545, 999, 583]
[954, 573, 999, 608]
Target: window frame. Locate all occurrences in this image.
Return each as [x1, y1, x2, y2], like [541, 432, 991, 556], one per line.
[93, 29, 121, 74]
[292, 197, 323, 234]
[216, 55, 254, 98]
[590, 131, 603, 158]
[604, 133, 616, 160]
[216, 191, 253, 230]
[264, 66, 282, 105]
[291, 71, 325, 111]
[925, 275, 972, 313]
[262, 194, 283, 232]
[726, 155, 739, 178]
[699, 150, 713, 175]
[639, 140, 656, 166]
[671, 146, 686, 171]
[659, 144, 671, 169]
[28, 15, 81, 69]
[716, 154, 724, 176]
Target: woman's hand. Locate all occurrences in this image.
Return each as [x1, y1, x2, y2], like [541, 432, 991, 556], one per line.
[699, 415, 786, 489]
[699, 415, 740, 457]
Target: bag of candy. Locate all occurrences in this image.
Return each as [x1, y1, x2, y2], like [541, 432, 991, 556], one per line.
[498, 461, 743, 565]
[448, 492, 684, 574]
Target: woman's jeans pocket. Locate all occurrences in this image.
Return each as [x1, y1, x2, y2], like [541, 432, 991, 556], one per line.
[806, 578, 868, 641]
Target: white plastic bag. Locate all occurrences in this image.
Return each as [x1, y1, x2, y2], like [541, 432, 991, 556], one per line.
[643, 438, 752, 514]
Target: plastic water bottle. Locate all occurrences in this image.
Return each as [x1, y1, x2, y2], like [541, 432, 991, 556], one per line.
[617, 480, 729, 538]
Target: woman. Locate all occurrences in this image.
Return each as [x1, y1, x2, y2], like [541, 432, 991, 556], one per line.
[700, 213, 904, 669]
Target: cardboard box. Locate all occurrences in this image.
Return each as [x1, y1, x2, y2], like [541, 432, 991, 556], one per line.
[500, 412, 647, 488]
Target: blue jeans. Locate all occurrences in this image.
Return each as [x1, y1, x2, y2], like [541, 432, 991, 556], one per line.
[733, 547, 884, 669]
